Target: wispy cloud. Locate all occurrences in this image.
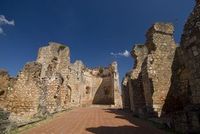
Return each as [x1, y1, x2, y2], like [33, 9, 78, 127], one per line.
[110, 50, 130, 57]
[0, 15, 15, 35]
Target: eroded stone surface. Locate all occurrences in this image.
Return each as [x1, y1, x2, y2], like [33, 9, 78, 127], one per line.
[122, 23, 177, 117]
[0, 43, 122, 133]
[142, 23, 176, 117]
[122, 1, 200, 132]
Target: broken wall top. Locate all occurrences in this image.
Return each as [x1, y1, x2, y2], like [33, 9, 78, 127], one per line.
[131, 44, 148, 59]
[146, 23, 176, 52]
[111, 61, 118, 73]
[37, 42, 70, 63]
[146, 23, 174, 36]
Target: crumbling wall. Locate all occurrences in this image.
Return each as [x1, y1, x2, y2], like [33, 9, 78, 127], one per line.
[122, 23, 176, 117]
[141, 23, 176, 117]
[0, 42, 122, 133]
[0, 70, 13, 134]
[167, 0, 200, 132]
[0, 70, 10, 100]
[6, 62, 42, 123]
[122, 75, 131, 110]
[122, 1, 200, 132]
[162, 47, 190, 115]
[37, 43, 70, 78]
[112, 62, 122, 108]
[122, 23, 177, 117]
[0, 70, 15, 103]
[128, 45, 148, 116]
[81, 71, 96, 106]
[46, 73, 64, 113]
[36, 43, 121, 109]
[92, 67, 114, 105]
[181, 0, 200, 105]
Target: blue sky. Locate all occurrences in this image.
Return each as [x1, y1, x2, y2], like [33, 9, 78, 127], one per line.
[0, 0, 195, 82]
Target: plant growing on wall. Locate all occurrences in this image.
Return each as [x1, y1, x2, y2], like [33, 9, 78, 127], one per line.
[99, 67, 104, 74]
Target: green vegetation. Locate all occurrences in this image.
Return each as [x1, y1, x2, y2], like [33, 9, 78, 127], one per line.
[59, 45, 66, 50]
[99, 67, 104, 74]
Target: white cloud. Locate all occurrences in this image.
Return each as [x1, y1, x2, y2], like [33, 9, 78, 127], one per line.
[0, 27, 3, 34]
[110, 50, 130, 57]
[0, 15, 15, 34]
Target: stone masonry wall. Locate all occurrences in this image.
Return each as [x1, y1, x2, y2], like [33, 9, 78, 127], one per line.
[169, 0, 200, 132]
[0, 42, 122, 132]
[112, 62, 123, 108]
[122, 23, 177, 117]
[0, 70, 15, 134]
[122, 74, 131, 110]
[127, 45, 148, 116]
[6, 62, 42, 123]
[122, 1, 200, 132]
[142, 23, 176, 117]
[181, 0, 200, 105]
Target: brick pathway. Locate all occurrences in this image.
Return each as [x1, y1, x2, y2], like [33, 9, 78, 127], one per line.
[23, 107, 166, 134]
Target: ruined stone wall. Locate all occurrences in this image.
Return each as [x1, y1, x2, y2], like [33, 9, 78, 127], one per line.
[181, 0, 200, 105]
[80, 70, 101, 106]
[92, 67, 114, 105]
[162, 47, 190, 115]
[0, 70, 15, 103]
[112, 62, 122, 108]
[0, 42, 122, 131]
[122, 75, 131, 109]
[6, 62, 42, 123]
[37, 43, 70, 78]
[67, 61, 84, 107]
[122, 1, 200, 132]
[122, 23, 177, 117]
[167, 0, 200, 132]
[0, 70, 14, 134]
[36, 43, 121, 109]
[141, 23, 176, 117]
[128, 45, 148, 116]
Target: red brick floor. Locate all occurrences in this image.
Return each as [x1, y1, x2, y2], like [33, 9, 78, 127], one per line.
[23, 107, 166, 134]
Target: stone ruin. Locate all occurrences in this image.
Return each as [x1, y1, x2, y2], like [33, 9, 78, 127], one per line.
[122, 23, 177, 117]
[122, 0, 200, 133]
[0, 43, 122, 133]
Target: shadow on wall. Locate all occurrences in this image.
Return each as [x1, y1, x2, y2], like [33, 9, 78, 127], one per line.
[130, 72, 147, 116]
[161, 48, 191, 117]
[141, 48, 191, 118]
[86, 109, 164, 134]
[122, 79, 131, 110]
[141, 57, 158, 117]
[92, 77, 114, 105]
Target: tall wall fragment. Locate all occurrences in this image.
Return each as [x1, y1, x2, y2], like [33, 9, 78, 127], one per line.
[128, 45, 148, 116]
[122, 23, 177, 117]
[142, 23, 176, 117]
[169, 0, 200, 132]
[6, 62, 42, 123]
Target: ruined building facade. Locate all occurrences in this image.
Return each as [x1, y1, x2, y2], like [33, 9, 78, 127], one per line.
[122, 0, 200, 132]
[0, 43, 122, 133]
[122, 23, 177, 117]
